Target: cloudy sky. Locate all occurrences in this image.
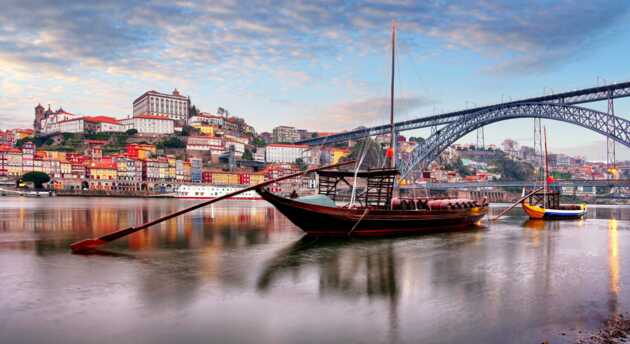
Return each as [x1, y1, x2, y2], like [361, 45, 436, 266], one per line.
[1, 0, 630, 160]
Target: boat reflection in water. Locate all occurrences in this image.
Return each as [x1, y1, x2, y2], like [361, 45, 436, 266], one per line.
[257, 237, 402, 338]
[258, 237, 400, 298]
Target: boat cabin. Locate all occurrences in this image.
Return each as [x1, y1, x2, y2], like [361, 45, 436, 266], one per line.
[526, 188, 582, 211]
[316, 168, 398, 209]
[527, 189, 561, 209]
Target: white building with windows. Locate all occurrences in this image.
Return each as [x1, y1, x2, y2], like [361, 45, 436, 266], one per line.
[189, 113, 225, 127]
[44, 116, 124, 134]
[265, 144, 308, 163]
[186, 136, 224, 152]
[132, 89, 190, 123]
[272, 125, 300, 143]
[121, 115, 174, 135]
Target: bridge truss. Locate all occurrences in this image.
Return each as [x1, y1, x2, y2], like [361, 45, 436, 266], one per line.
[296, 81, 630, 181]
[298, 81, 630, 146]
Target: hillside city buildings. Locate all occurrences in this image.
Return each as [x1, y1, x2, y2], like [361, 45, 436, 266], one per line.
[0, 89, 333, 194]
[1, 88, 624, 197]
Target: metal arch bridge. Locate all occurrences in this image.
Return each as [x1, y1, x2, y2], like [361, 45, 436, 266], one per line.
[297, 81, 630, 146]
[397, 102, 630, 178]
[296, 80, 630, 178]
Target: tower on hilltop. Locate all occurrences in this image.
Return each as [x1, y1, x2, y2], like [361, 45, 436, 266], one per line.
[34, 104, 45, 133]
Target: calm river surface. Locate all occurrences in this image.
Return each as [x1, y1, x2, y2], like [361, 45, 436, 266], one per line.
[1, 197, 629, 343]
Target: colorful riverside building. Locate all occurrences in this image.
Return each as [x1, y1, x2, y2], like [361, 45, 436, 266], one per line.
[201, 170, 265, 186]
[0, 145, 22, 177]
[1, 137, 315, 194]
[115, 157, 143, 191]
[86, 161, 117, 190]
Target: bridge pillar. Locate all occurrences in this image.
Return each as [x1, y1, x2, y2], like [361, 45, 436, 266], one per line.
[607, 91, 617, 179]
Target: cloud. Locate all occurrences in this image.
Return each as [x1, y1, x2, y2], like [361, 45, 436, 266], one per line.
[555, 140, 630, 162]
[299, 95, 435, 131]
[1, 0, 629, 129]
[1, 1, 627, 79]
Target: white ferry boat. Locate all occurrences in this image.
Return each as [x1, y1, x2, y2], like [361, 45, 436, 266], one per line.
[175, 184, 262, 200]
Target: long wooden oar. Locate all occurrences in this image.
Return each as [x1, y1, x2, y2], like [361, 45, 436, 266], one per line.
[70, 160, 356, 253]
[492, 186, 543, 221]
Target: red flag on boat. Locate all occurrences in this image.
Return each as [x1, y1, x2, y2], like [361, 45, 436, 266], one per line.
[386, 148, 394, 158]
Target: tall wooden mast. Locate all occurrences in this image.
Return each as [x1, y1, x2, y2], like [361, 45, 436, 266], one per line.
[543, 126, 549, 207]
[389, 20, 396, 169]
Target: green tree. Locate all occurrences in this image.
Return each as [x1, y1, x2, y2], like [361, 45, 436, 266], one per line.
[489, 152, 534, 181]
[409, 136, 425, 144]
[15, 138, 32, 147]
[181, 126, 200, 137]
[114, 133, 129, 146]
[295, 158, 308, 171]
[551, 171, 571, 180]
[84, 131, 110, 141]
[189, 105, 200, 118]
[21, 171, 51, 189]
[126, 128, 138, 135]
[252, 136, 267, 147]
[444, 158, 472, 176]
[242, 148, 254, 160]
[157, 136, 186, 149]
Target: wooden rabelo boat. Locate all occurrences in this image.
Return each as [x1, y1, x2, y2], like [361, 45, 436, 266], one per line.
[520, 126, 586, 220]
[522, 189, 586, 220]
[257, 22, 488, 237]
[256, 168, 489, 237]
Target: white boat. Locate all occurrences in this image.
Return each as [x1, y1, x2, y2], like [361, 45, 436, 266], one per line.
[0, 187, 55, 197]
[175, 184, 262, 200]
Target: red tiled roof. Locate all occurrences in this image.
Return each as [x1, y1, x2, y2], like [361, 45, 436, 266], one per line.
[133, 115, 175, 120]
[0, 145, 20, 153]
[267, 143, 309, 148]
[83, 116, 121, 125]
[14, 128, 34, 134]
[54, 115, 120, 125]
[196, 113, 223, 119]
[87, 162, 117, 169]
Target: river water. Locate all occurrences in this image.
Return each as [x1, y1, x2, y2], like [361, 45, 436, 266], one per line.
[0, 197, 628, 343]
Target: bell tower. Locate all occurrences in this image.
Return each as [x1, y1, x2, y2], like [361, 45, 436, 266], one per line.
[34, 103, 45, 133]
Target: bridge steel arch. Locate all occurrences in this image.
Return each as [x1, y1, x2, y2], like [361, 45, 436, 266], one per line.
[398, 102, 630, 179]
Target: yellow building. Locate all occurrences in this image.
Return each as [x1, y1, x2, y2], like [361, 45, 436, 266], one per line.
[191, 124, 215, 136]
[88, 162, 117, 190]
[88, 163, 117, 180]
[250, 174, 265, 185]
[183, 161, 192, 182]
[211, 171, 240, 185]
[59, 162, 71, 177]
[41, 150, 67, 161]
[167, 156, 177, 180]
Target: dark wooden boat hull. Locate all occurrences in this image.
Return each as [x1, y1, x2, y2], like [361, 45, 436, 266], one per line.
[256, 188, 488, 237]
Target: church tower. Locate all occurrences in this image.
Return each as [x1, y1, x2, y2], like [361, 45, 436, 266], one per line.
[34, 103, 45, 133]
